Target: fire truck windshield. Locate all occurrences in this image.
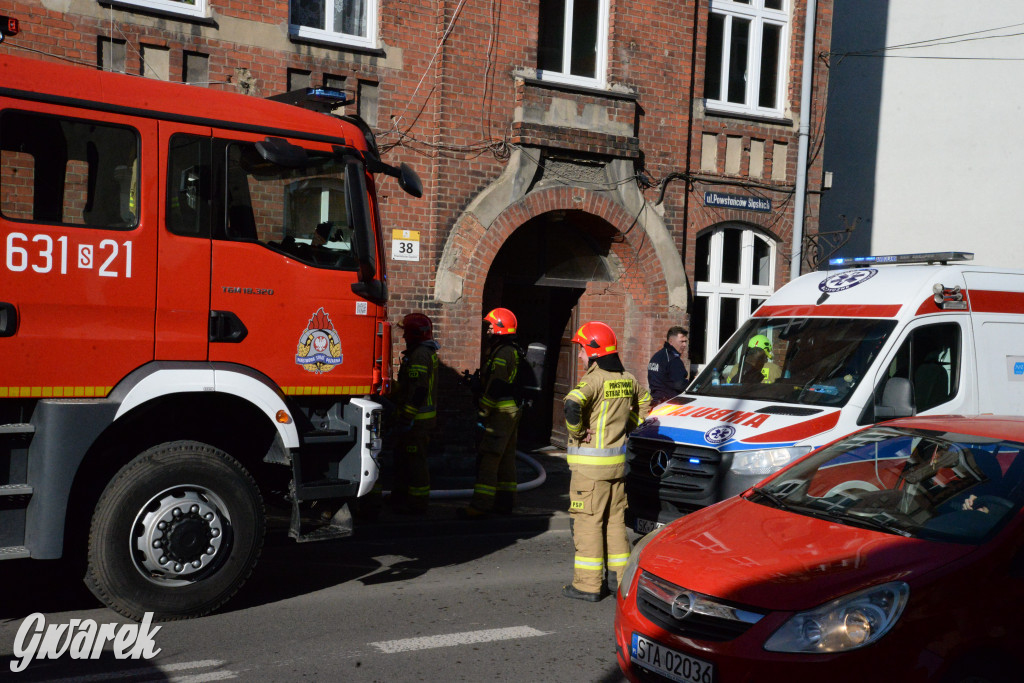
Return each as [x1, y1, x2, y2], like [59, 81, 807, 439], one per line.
[690, 317, 898, 406]
[202, 140, 369, 271]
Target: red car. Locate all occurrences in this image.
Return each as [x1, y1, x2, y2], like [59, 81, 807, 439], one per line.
[615, 415, 1024, 683]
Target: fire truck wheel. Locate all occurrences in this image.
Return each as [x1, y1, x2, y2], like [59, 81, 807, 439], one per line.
[85, 440, 265, 621]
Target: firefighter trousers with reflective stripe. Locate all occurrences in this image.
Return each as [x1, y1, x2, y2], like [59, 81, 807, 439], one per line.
[470, 408, 521, 512]
[568, 470, 630, 594]
[392, 421, 433, 510]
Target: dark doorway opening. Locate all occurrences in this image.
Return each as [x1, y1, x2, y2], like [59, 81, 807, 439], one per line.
[483, 212, 615, 448]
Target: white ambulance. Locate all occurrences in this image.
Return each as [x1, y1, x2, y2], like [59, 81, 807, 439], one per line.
[626, 251, 1024, 533]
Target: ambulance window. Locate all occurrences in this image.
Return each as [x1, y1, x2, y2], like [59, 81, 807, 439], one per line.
[0, 110, 139, 229]
[869, 322, 961, 419]
[216, 140, 359, 271]
[166, 134, 211, 238]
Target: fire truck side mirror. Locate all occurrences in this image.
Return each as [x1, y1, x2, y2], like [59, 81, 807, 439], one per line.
[255, 136, 308, 168]
[397, 162, 423, 198]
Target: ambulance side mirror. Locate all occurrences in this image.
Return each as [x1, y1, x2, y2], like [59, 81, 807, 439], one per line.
[875, 377, 914, 419]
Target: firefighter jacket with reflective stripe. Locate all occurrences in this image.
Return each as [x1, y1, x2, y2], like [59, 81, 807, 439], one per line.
[564, 364, 651, 481]
[394, 340, 439, 423]
[479, 340, 521, 416]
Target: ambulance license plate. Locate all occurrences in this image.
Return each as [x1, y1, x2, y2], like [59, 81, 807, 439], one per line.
[634, 517, 663, 534]
[631, 632, 713, 683]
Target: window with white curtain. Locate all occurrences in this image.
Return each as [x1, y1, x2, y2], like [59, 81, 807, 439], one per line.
[703, 0, 789, 119]
[692, 225, 776, 366]
[290, 0, 376, 49]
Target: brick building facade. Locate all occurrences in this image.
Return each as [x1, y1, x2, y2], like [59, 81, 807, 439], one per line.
[0, 0, 833, 449]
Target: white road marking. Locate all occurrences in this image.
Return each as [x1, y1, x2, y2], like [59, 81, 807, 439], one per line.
[37, 659, 234, 682]
[370, 626, 550, 654]
[168, 672, 237, 683]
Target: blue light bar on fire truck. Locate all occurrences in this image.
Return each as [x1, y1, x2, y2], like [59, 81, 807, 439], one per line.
[827, 251, 974, 268]
[266, 86, 352, 113]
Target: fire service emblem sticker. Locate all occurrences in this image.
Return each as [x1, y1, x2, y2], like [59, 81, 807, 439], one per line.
[295, 307, 343, 374]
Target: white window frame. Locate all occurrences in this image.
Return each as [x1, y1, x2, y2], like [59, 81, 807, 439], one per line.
[536, 0, 610, 88]
[109, 0, 208, 19]
[695, 225, 776, 366]
[289, 0, 378, 50]
[704, 0, 789, 119]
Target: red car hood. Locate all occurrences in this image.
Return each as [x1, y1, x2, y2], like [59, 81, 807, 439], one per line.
[640, 496, 976, 611]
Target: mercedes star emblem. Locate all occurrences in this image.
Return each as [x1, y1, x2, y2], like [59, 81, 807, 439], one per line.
[650, 450, 669, 478]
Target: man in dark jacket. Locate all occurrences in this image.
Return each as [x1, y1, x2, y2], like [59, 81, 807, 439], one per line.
[647, 326, 690, 405]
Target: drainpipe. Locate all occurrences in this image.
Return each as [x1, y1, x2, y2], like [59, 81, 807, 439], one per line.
[790, 0, 818, 279]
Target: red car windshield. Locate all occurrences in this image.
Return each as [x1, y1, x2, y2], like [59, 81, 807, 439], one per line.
[752, 426, 1024, 543]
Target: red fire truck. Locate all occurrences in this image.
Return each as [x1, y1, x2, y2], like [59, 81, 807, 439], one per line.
[0, 37, 421, 620]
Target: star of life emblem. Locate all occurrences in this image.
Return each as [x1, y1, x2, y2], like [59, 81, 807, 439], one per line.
[704, 425, 736, 445]
[819, 268, 877, 293]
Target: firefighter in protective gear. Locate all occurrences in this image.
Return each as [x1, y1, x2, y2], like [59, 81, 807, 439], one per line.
[727, 333, 781, 384]
[458, 307, 523, 519]
[562, 321, 651, 601]
[390, 312, 440, 513]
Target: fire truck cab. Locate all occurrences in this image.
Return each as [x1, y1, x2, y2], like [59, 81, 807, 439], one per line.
[0, 51, 420, 619]
[627, 252, 1024, 533]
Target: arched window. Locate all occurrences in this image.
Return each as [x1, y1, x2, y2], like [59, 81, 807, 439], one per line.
[692, 225, 776, 366]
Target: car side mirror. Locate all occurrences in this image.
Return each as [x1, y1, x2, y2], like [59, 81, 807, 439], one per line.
[875, 377, 915, 419]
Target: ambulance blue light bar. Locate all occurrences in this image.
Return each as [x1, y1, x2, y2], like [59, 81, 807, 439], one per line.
[828, 251, 974, 268]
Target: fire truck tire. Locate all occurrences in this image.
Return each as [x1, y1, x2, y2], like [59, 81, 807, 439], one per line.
[85, 440, 265, 621]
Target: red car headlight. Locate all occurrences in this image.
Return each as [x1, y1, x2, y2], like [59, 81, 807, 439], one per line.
[764, 581, 909, 653]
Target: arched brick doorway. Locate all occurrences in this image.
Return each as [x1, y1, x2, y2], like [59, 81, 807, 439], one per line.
[435, 185, 675, 449]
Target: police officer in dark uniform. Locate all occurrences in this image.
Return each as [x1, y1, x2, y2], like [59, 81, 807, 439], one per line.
[647, 326, 690, 405]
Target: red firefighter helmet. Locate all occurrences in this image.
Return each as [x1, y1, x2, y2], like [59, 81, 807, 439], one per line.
[572, 321, 618, 358]
[484, 308, 517, 335]
[399, 313, 433, 343]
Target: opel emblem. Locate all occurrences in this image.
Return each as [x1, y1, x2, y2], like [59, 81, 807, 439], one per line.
[671, 591, 694, 620]
[650, 450, 669, 478]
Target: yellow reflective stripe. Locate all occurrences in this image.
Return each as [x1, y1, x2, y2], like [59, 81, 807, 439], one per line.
[608, 553, 630, 568]
[0, 386, 114, 398]
[474, 484, 496, 496]
[408, 486, 431, 497]
[413, 411, 436, 420]
[574, 556, 605, 570]
[567, 389, 587, 403]
[481, 397, 518, 409]
[497, 481, 517, 491]
[282, 385, 371, 395]
[595, 400, 610, 449]
[567, 453, 626, 466]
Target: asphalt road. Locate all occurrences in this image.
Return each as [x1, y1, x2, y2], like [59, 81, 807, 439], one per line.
[0, 451, 633, 682]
